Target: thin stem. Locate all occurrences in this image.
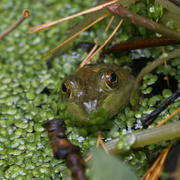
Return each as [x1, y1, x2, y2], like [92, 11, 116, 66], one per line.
[28, 0, 118, 33]
[85, 19, 123, 63]
[0, 10, 30, 40]
[77, 43, 98, 71]
[107, 4, 180, 41]
[141, 151, 165, 180]
[156, 108, 180, 127]
[97, 131, 109, 154]
[142, 144, 172, 180]
[42, 13, 110, 58]
[105, 15, 115, 32]
[77, 15, 115, 70]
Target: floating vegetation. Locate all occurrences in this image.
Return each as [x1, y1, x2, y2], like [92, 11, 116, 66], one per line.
[0, 0, 180, 179]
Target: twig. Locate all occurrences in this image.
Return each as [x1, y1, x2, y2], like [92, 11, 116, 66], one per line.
[107, 4, 180, 41]
[0, 10, 30, 40]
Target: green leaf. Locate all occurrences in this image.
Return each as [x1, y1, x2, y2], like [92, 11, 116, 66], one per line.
[92, 148, 139, 180]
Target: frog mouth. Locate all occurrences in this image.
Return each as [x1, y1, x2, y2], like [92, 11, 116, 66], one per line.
[66, 100, 99, 121]
[82, 100, 98, 114]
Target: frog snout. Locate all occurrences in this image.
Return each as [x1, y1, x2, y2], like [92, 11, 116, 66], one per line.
[82, 100, 98, 114]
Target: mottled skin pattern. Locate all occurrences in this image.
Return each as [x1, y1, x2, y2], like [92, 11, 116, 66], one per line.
[61, 64, 135, 121]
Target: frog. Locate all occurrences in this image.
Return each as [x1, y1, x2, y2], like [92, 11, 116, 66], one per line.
[61, 64, 135, 121]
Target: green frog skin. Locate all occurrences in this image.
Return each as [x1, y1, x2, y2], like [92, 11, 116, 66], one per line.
[61, 64, 135, 121]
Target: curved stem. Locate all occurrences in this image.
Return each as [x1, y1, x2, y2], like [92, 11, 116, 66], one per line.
[131, 48, 180, 99]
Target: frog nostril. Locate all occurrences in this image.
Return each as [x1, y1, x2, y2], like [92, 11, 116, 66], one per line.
[83, 88, 88, 92]
[97, 98, 102, 102]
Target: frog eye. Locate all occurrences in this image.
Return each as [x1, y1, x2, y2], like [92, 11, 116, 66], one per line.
[106, 70, 118, 89]
[61, 81, 72, 98]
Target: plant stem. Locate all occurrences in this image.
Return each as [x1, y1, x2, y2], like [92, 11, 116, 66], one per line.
[105, 120, 180, 154]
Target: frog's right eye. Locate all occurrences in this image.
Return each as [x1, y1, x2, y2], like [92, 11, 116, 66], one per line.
[61, 81, 72, 98]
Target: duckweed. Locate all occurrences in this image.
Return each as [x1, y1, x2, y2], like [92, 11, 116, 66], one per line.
[162, 89, 173, 98]
[116, 134, 131, 151]
[0, 0, 180, 179]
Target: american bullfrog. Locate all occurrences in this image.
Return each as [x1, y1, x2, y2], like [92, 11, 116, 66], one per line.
[61, 64, 135, 121]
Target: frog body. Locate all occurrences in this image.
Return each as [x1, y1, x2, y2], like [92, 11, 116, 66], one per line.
[61, 64, 135, 121]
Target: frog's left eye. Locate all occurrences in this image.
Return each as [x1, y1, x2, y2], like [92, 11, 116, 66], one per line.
[106, 70, 118, 89]
[61, 81, 72, 98]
